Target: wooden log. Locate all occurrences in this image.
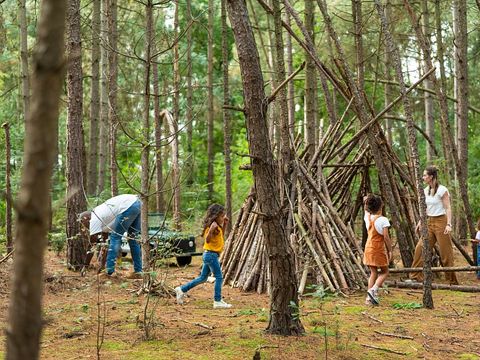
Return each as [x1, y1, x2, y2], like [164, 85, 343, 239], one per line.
[385, 280, 480, 292]
[389, 266, 480, 273]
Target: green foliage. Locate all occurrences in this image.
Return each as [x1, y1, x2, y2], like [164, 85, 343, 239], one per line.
[392, 302, 422, 310]
[304, 284, 337, 302]
[48, 232, 66, 255]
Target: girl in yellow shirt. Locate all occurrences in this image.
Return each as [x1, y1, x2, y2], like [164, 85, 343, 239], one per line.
[175, 204, 232, 309]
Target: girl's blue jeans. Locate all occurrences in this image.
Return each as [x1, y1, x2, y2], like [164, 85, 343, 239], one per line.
[180, 251, 223, 301]
[106, 199, 143, 274]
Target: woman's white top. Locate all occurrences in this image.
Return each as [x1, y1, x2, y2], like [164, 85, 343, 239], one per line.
[364, 212, 391, 235]
[89, 194, 139, 235]
[424, 185, 448, 217]
[475, 231, 480, 241]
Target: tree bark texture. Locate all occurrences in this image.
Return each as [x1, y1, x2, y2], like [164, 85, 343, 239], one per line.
[107, 0, 118, 196]
[207, 0, 215, 201]
[172, 0, 181, 230]
[152, 19, 165, 213]
[141, 0, 153, 269]
[226, 0, 304, 336]
[186, 0, 194, 186]
[19, 0, 30, 120]
[97, 0, 109, 195]
[6, 1, 66, 357]
[66, 0, 88, 270]
[222, 0, 232, 236]
[453, 0, 469, 243]
[422, 0, 435, 162]
[87, 0, 100, 195]
[304, 0, 317, 156]
[2, 123, 13, 253]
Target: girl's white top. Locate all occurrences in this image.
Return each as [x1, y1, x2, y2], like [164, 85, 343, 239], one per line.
[364, 213, 391, 235]
[424, 185, 448, 217]
[89, 194, 139, 235]
[475, 231, 480, 241]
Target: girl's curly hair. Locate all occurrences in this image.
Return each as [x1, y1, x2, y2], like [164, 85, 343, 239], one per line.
[365, 193, 383, 213]
[202, 203, 225, 235]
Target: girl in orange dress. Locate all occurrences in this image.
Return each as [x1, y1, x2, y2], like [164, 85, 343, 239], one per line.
[363, 194, 392, 305]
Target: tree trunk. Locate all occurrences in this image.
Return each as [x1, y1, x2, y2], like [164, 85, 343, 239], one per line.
[2, 123, 13, 254]
[97, 0, 109, 195]
[163, 110, 181, 231]
[434, 0, 451, 164]
[374, 0, 433, 309]
[422, 0, 435, 162]
[141, 0, 153, 269]
[87, 0, 100, 195]
[66, 0, 88, 270]
[186, 0, 194, 186]
[172, 0, 181, 230]
[384, 0, 393, 145]
[226, 0, 304, 336]
[352, 0, 364, 87]
[304, 0, 317, 157]
[222, 0, 232, 236]
[6, 1, 66, 357]
[453, 0, 469, 243]
[285, 12, 295, 138]
[152, 17, 165, 213]
[207, 0, 215, 201]
[19, 0, 30, 120]
[107, 0, 118, 196]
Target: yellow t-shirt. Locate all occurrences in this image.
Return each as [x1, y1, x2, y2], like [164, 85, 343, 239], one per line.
[203, 225, 224, 253]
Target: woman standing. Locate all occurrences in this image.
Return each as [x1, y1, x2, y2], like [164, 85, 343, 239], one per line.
[409, 166, 458, 285]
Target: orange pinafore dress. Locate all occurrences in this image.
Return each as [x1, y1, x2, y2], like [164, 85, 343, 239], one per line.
[363, 215, 388, 267]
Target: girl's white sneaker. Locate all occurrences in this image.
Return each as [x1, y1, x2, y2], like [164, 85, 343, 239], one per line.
[175, 287, 185, 305]
[213, 300, 232, 309]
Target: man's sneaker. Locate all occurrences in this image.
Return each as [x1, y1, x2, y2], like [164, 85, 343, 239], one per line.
[213, 299, 232, 309]
[174, 287, 185, 305]
[98, 271, 121, 281]
[367, 289, 379, 305]
[126, 271, 143, 280]
[207, 276, 216, 283]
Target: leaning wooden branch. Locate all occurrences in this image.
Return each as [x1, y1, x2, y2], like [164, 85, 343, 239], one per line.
[389, 266, 480, 273]
[385, 280, 480, 293]
[267, 61, 305, 104]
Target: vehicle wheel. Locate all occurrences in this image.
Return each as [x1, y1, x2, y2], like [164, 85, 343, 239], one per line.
[176, 256, 192, 267]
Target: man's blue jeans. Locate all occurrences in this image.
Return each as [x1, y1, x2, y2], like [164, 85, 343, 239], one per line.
[106, 199, 142, 274]
[181, 251, 223, 301]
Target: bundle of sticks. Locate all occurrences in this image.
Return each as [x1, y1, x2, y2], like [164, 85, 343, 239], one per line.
[221, 159, 370, 294]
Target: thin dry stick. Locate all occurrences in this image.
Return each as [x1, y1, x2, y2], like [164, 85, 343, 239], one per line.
[361, 311, 383, 323]
[174, 318, 214, 330]
[374, 330, 414, 340]
[361, 344, 407, 355]
[0, 249, 15, 265]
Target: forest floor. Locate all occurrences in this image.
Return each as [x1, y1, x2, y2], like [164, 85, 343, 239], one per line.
[0, 246, 479, 360]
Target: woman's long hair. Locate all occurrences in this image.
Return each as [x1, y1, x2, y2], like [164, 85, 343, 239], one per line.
[425, 165, 439, 196]
[202, 203, 225, 235]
